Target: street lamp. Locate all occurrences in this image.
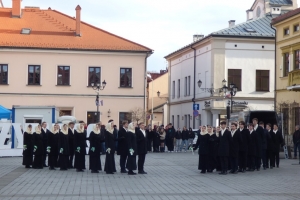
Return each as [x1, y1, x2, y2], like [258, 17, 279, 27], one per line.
[222, 80, 238, 113]
[147, 74, 154, 128]
[91, 80, 107, 122]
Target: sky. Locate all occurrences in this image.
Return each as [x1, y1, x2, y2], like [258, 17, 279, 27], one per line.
[2, 0, 300, 71]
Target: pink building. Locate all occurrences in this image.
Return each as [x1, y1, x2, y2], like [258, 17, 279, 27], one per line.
[0, 0, 152, 126]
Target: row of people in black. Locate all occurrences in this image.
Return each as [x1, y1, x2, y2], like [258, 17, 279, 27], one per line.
[193, 118, 284, 175]
[22, 120, 149, 175]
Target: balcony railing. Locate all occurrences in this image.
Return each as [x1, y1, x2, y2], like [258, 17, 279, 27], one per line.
[288, 69, 300, 86]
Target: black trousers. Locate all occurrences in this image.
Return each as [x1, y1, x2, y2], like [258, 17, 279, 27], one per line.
[255, 156, 261, 169]
[137, 154, 146, 172]
[120, 154, 128, 171]
[247, 155, 255, 169]
[198, 154, 208, 171]
[274, 152, 280, 167]
[261, 149, 267, 168]
[268, 151, 275, 167]
[230, 156, 238, 172]
[238, 151, 247, 170]
[219, 156, 228, 172]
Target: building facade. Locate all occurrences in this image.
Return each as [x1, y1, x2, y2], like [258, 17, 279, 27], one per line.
[0, 1, 152, 127]
[272, 7, 300, 135]
[165, 0, 296, 129]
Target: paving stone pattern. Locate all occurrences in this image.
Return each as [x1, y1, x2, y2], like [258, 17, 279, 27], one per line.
[0, 152, 299, 200]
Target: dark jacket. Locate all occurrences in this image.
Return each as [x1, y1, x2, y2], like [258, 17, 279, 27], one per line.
[89, 131, 104, 155]
[218, 129, 232, 157]
[182, 130, 189, 140]
[265, 130, 273, 152]
[262, 129, 268, 150]
[23, 132, 33, 156]
[248, 130, 258, 156]
[239, 128, 250, 152]
[117, 127, 128, 156]
[33, 132, 44, 156]
[47, 132, 59, 156]
[230, 129, 242, 158]
[293, 130, 300, 144]
[68, 128, 75, 155]
[194, 132, 209, 155]
[208, 133, 218, 157]
[127, 131, 137, 156]
[136, 129, 147, 155]
[175, 131, 182, 139]
[166, 127, 175, 139]
[58, 132, 69, 156]
[255, 125, 264, 157]
[41, 128, 50, 152]
[74, 130, 87, 155]
[273, 130, 284, 153]
[188, 130, 195, 139]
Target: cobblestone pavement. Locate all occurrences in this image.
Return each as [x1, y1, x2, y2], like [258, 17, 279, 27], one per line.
[0, 152, 299, 200]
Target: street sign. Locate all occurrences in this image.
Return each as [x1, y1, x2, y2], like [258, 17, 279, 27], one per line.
[193, 110, 199, 117]
[193, 104, 200, 110]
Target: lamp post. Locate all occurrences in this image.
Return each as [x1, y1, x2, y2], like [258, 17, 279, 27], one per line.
[91, 80, 107, 122]
[147, 74, 153, 128]
[222, 81, 238, 113]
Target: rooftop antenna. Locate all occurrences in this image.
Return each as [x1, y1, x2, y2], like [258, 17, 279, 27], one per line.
[0, 0, 3, 8]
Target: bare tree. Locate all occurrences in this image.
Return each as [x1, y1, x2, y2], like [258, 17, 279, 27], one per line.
[130, 107, 147, 124]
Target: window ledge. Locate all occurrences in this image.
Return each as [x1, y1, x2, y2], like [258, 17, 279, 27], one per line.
[26, 84, 42, 86]
[56, 85, 71, 86]
[280, 76, 288, 79]
[0, 84, 9, 85]
[118, 87, 133, 89]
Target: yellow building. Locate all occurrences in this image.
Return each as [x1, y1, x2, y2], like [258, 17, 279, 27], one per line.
[272, 8, 300, 136]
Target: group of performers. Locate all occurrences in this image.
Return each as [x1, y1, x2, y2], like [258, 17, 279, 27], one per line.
[22, 120, 148, 175]
[193, 118, 284, 175]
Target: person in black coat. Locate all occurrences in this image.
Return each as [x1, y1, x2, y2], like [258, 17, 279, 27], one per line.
[181, 127, 189, 152]
[175, 128, 182, 152]
[147, 126, 154, 152]
[261, 123, 270, 170]
[117, 120, 129, 173]
[238, 121, 250, 173]
[22, 125, 33, 168]
[58, 124, 69, 171]
[207, 126, 218, 173]
[253, 119, 264, 171]
[126, 122, 137, 175]
[74, 124, 86, 172]
[194, 126, 209, 173]
[68, 122, 75, 169]
[152, 126, 160, 152]
[136, 122, 148, 174]
[104, 122, 117, 174]
[273, 124, 283, 168]
[33, 125, 44, 169]
[247, 123, 258, 171]
[166, 123, 175, 152]
[89, 124, 104, 173]
[229, 123, 242, 174]
[266, 123, 274, 169]
[41, 122, 50, 167]
[47, 124, 59, 170]
[218, 121, 232, 175]
[292, 125, 300, 159]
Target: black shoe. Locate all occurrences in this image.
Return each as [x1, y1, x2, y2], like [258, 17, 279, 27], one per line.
[242, 169, 246, 173]
[238, 169, 242, 172]
[43, 164, 48, 167]
[49, 167, 55, 170]
[249, 169, 255, 172]
[257, 168, 260, 171]
[128, 171, 136, 175]
[76, 169, 84, 172]
[229, 170, 234, 174]
[121, 170, 128, 173]
[25, 165, 31, 168]
[91, 170, 99, 173]
[270, 166, 273, 169]
[60, 168, 67, 171]
[276, 166, 279, 168]
[263, 167, 266, 170]
[200, 170, 206, 174]
[233, 170, 238, 174]
[138, 171, 147, 174]
[106, 172, 114, 174]
[219, 171, 225, 175]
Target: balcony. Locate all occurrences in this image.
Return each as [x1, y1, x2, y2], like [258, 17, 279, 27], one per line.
[287, 69, 300, 90]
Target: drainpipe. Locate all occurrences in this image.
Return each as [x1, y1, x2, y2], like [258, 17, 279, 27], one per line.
[270, 23, 277, 114]
[191, 46, 196, 128]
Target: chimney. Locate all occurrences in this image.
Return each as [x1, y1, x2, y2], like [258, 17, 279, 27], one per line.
[75, 5, 81, 36]
[193, 34, 204, 42]
[12, 0, 21, 18]
[246, 10, 253, 21]
[228, 20, 235, 28]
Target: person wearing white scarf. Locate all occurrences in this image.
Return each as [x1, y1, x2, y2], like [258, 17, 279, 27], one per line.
[48, 124, 60, 170]
[247, 123, 257, 171]
[58, 124, 69, 171]
[194, 125, 209, 173]
[32, 124, 43, 169]
[89, 124, 103, 173]
[74, 124, 86, 172]
[127, 122, 137, 175]
[207, 125, 218, 173]
[104, 122, 116, 174]
[23, 124, 33, 168]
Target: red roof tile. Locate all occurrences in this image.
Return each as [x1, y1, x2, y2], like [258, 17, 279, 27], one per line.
[0, 7, 152, 52]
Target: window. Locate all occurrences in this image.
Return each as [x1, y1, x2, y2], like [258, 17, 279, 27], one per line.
[172, 115, 174, 126]
[184, 77, 187, 96]
[28, 65, 40, 85]
[256, 70, 269, 91]
[87, 112, 100, 125]
[284, 28, 290, 35]
[57, 66, 70, 85]
[295, 50, 300, 70]
[294, 25, 300, 32]
[184, 115, 187, 127]
[89, 67, 101, 86]
[295, 107, 300, 127]
[119, 112, 132, 127]
[188, 76, 191, 96]
[228, 69, 241, 91]
[188, 114, 191, 128]
[177, 115, 180, 129]
[120, 68, 132, 87]
[177, 79, 180, 98]
[283, 53, 289, 76]
[59, 110, 72, 116]
[282, 108, 289, 135]
[244, 27, 256, 33]
[0, 64, 8, 84]
[172, 81, 175, 99]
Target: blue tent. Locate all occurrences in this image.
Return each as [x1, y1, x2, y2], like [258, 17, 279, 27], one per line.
[0, 105, 11, 119]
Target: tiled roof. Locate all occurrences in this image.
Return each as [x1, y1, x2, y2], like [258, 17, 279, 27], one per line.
[0, 7, 152, 52]
[272, 7, 300, 24]
[269, 0, 293, 6]
[165, 15, 275, 58]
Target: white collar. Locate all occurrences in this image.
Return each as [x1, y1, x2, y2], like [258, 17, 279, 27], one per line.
[274, 130, 278, 133]
[254, 124, 258, 130]
[250, 130, 253, 134]
[239, 128, 243, 132]
[231, 129, 237, 136]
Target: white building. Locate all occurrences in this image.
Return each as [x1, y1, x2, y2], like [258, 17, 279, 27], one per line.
[165, 0, 297, 129]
